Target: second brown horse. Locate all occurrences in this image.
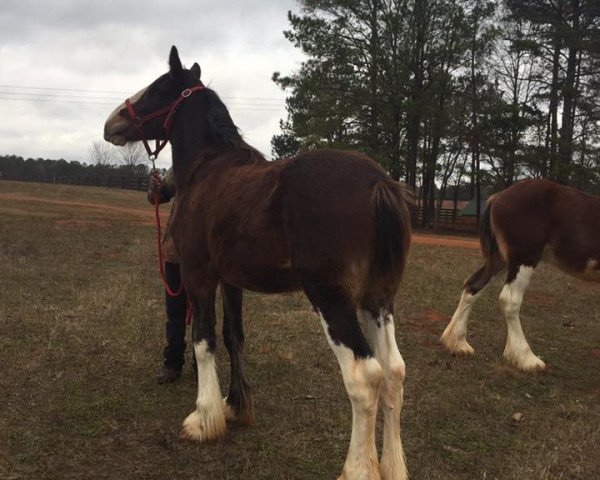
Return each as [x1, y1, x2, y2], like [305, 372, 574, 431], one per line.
[442, 178, 599, 371]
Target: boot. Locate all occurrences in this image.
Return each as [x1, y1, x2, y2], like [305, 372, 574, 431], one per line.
[156, 366, 182, 384]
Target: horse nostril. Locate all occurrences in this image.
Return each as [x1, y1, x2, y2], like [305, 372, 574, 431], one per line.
[103, 122, 116, 140]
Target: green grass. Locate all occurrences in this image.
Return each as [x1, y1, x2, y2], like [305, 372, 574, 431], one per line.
[0, 180, 598, 479]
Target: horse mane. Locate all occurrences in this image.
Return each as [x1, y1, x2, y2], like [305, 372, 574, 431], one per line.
[179, 89, 266, 190]
[203, 88, 266, 164]
[204, 89, 242, 147]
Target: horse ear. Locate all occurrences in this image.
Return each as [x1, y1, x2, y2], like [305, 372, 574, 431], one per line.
[169, 46, 183, 76]
[190, 63, 201, 80]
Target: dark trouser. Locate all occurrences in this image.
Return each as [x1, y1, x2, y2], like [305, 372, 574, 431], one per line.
[164, 262, 187, 370]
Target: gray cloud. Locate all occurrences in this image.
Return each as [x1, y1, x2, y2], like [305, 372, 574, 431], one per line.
[0, 0, 302, 167]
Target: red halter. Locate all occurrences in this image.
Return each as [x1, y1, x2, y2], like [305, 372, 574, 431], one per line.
[124, 84, 205, 160]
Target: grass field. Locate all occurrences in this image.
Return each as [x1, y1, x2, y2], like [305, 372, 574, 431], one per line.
[1, 180, 598, 480]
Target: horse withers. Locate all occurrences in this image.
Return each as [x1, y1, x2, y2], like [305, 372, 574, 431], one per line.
[441, 178, 600, 371]
[104, 46, 412, 480]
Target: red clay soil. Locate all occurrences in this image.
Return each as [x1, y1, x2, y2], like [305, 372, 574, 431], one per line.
[406, 309, 450, 351]
[412, 234, 479, 250]
[53, 219, 113, 229]
[424, 309, 451, 322]
[526, 290, 557, 306]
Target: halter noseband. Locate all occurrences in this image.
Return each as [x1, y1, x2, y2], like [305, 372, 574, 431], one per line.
[124, 84, 205, 162]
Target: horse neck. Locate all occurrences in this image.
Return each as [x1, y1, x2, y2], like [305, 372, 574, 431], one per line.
[168, 95, 265, 191]
[169, 105, 216, 191]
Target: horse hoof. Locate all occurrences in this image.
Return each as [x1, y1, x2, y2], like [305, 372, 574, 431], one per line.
[180, 409, 226, 442]
[223, 398, 237, 422]
[222, 397, 256, 426]
[513, 356, 546, 372]
[453, 342, 475, 356]
[156, 366, 182, 384]
[441, 334, 475, 356]
[504, 347, 546, 372]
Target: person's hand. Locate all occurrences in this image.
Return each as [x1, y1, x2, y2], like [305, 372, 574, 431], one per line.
[148, 173, 162, 204]
[150, 173, 162, 194]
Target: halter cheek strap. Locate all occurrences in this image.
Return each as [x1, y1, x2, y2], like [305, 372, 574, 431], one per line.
[124, 84, 205, 161]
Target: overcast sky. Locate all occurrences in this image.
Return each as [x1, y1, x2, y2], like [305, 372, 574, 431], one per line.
[0, 0, 304, 168]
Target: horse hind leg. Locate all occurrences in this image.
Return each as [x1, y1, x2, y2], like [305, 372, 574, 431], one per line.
[441, 255, 504, 355]
[360, 307, 408, 480]
[221, 283, 254, 426]
[500, 263, 546, 371]
[305, 283, 383, 480]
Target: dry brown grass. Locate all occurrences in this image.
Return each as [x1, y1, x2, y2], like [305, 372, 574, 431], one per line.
[0, 180, 598, 480]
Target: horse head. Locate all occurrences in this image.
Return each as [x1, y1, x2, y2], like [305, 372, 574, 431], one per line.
[104, 46, 202, 149]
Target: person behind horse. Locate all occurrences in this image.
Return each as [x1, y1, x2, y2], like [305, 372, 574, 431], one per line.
[148, 168, 188, 384]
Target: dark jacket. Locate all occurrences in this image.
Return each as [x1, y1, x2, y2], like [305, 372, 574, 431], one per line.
[148, 168, 178, 264]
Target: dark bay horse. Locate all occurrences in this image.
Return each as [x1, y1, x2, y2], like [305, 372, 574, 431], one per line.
[441, 178, 599, 371]
[104, 47, 411, 480]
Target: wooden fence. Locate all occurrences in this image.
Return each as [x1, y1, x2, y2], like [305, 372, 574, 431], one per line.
[415, 206, 476, 232]
[0, 173, 149, 192]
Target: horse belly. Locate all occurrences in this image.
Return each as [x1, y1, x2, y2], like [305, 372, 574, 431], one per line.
[223, 264, 301, 293]
[544, 244, 600, 283]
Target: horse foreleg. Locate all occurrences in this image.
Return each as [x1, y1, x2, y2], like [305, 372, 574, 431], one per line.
[221, 283, 254, 426]
[500, 264, 546, 371]
[181, 287, 227, 441]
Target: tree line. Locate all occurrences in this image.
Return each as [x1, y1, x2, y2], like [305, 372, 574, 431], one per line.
[272, 0, 600, 227]
[0, 142, 151, 183]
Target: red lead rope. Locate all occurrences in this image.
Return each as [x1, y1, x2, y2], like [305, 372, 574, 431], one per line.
[153, 184, 192, 325]
[125, 87, 205, 327]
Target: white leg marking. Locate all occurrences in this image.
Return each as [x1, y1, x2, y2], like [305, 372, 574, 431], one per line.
[320, 315, 382, 480]
[361, 310, 408, 480]
[499, 266, 546, 371]
[441, 289, 481, 355]
[181, 340, 226, 441]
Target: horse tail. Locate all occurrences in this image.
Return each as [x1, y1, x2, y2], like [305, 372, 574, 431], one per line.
[371, 180, 412, 278]
[480, 195, 499, 259]
[460, 195, 505, 293]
